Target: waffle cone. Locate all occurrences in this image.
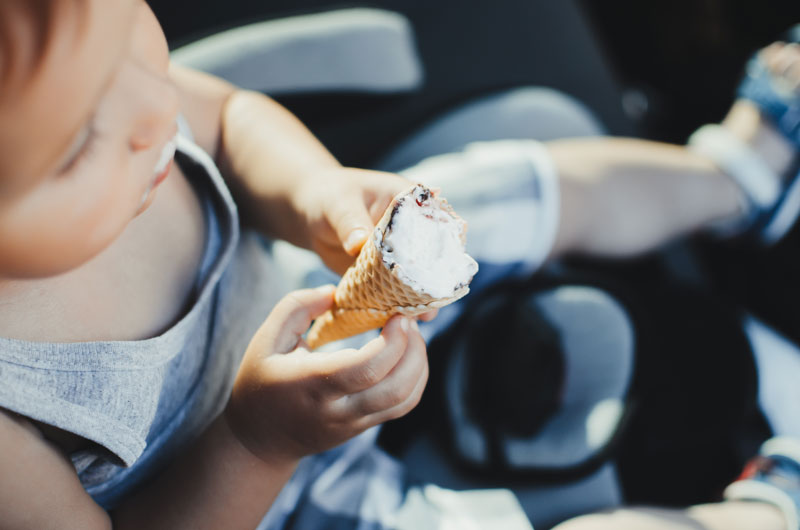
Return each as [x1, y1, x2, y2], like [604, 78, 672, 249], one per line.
[306, 186, 470, 348]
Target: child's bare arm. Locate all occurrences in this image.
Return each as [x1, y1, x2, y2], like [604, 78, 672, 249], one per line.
[169, 64, 410, 274]
[0, 400, 295, 530]
[168, 63, 336, 179]
[110, 414, 296, 529]
[168, 65, 236, 158]
[0, 409, 295, 530]
[0, 410, 111, 529]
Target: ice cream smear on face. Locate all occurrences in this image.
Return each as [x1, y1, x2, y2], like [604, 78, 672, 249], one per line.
[138, 135, 178, 208]
[154, 135, 178, 176]
[378, 185, 478, 299]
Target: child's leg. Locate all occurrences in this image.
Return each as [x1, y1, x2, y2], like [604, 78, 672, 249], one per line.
[548, 135, 745, 258]
[554, 40, 800, 256]
[379, 84, 742, 263]
[384, 44, 799, 264]
[382, 85, 740, 277]
[551, 502, 786, 530]
[381, 75, 792, 299]
[396, 100, 772, 267]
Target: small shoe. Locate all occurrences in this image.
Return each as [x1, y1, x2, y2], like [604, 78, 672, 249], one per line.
[689, 25, 800, 245]
[738, 25, 800, 147]
[724, 436, 800, 530]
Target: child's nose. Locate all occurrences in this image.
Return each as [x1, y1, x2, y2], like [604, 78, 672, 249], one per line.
[129, 82, 179, 152]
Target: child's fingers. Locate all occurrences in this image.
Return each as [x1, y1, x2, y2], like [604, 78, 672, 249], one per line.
[258, 285, 336, 354]
[336, 321, 428, 421]
[359, 353, 428, 429]
[417, 309, 438, 322]
[326, 195, 373, 256]
[313, 316, 410, 394]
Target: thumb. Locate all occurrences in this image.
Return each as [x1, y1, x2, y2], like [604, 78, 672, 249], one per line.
[256, 285, 336, 354]
[328, 197, 374, 256]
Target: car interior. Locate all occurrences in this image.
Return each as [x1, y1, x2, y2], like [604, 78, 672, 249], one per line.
[147, 1, 800, 527]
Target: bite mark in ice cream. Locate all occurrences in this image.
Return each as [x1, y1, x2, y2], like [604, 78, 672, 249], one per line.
[378, 186, 478, 299]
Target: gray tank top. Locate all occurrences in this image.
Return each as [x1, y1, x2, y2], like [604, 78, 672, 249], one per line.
[0, 133, 291, 508]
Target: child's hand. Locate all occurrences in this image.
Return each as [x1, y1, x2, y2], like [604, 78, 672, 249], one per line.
[226, 285, 428, 466]
[294, 167, 410, 275]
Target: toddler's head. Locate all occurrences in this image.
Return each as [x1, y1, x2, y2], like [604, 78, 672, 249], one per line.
[0, 0, 179, 278]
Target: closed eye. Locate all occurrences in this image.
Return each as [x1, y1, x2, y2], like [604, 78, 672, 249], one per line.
[58, 122, 99, 175]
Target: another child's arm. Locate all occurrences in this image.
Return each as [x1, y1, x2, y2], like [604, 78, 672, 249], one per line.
[0, 287, 426, 529]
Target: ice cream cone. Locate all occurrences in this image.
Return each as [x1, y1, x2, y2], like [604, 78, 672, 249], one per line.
[306, 185, 475, 348]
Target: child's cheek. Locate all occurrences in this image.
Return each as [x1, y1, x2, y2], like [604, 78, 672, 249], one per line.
[130, 4, 171, 75]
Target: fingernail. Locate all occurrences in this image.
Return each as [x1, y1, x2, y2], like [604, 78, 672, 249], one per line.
[411, 319, 420, 332]
[400, 317, 410, 333]
[344, 229, 368, 252]
[316, 284, 336, 294]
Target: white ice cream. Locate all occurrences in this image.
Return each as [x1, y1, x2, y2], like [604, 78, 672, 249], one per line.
[138, 135, 178, 208]
[379, 186, 478, 298]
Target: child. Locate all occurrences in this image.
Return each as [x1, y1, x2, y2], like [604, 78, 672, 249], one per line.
[0, 2, 429, 528]
[0, 1, 797, 528]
